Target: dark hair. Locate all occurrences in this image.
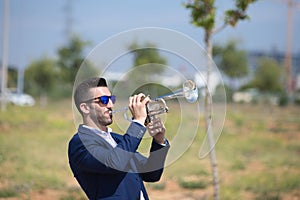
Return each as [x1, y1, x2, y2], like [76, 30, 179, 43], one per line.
[74, 77, 107, 113]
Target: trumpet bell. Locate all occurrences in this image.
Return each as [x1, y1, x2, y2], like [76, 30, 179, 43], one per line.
[157, 80, 198, 103]
[183, 80, 198, 103]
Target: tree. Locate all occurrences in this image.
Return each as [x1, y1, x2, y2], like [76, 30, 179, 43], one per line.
[57, 35, 90, 85]
[129, 42, 167, 67]
[213, 40, 249, 89]
[250, 57, 283, 93]
[129, 41, 167, 78]
[184, 1, 257, 199]
[0, 62, 17, 89]
[127, 42, 167, 95]
[128, 42, 167, 96]
[7, 68, 17, 89]
[25, 57, 57, 98]
[24, 36, 94, 100]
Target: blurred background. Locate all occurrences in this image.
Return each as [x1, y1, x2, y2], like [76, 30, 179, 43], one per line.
[0, 0, 300, 199]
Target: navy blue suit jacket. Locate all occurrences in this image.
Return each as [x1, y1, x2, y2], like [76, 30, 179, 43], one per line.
[68, 122, 169, 200]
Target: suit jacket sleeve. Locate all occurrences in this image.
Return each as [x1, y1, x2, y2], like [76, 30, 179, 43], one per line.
[133, 139, 170, 182]
[69, 122, 147, 174]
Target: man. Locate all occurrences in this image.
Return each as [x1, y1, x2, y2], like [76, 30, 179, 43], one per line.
[68, 77, 170, 200]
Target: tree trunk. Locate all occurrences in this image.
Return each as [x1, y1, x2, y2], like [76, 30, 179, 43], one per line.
[205, 32, 220, 200]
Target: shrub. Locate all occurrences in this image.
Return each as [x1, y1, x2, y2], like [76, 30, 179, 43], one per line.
[178, 176, 208, 189]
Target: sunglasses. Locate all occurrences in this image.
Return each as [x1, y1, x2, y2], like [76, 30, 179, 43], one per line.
[84, 95, 116, 105]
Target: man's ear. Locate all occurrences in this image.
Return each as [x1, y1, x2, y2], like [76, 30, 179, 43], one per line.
[80, 103, 90, 114]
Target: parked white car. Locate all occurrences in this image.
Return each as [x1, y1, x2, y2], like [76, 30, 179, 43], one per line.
[9, 93, 35, 106]
[232, 89, 259, 103]
[0, 91, 35, 106]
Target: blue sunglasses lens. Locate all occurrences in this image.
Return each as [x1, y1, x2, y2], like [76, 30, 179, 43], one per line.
[110, 95, 116, 104]
[99, 96, 116, 104]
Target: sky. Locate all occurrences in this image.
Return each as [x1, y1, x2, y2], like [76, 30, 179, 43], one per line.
[0, 0, 300, 69]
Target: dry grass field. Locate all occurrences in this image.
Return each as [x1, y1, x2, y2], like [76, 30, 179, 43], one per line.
[0, 99, 299, 200]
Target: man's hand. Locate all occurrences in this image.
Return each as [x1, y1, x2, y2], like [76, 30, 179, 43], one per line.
[128, 93, 150, 125]
[147, 117, 166, 145]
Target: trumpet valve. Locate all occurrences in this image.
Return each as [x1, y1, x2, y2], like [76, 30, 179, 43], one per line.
[147, 98, 168, 116]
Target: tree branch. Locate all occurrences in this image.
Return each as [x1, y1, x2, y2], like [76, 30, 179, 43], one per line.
[212, 23, 228, 35]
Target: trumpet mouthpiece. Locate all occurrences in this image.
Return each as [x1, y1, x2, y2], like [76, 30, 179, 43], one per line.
[109, 107, 129, 115]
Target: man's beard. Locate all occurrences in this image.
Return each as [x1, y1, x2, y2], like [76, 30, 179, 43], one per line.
[91, 108, 113, 127]
[99, 108, 113, 126]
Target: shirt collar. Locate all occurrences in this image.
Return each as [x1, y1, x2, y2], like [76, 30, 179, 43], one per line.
[82, 125, 112, 136]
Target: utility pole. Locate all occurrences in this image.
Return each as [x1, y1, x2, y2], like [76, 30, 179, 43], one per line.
[283, 0, 300, 98]
[64, 0, 73, 41]
[284, 0, 294, 97]
[1, 0, 9, 111]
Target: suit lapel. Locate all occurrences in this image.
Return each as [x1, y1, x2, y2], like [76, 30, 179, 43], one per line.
[78, 125, 114, 149]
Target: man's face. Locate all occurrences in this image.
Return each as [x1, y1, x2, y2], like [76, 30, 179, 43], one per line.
[88, 87, 114, 127]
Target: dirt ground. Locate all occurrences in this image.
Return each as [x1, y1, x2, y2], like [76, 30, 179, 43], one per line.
[2, 177, 300, 200]
[1, 180, 211, 200]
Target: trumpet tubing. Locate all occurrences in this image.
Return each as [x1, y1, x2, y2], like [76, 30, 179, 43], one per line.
[111, 80, 198, 123]
[157, 79, 198, 103]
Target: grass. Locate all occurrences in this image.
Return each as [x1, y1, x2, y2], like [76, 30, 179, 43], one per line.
[0, 100, 300, 199]
[0, 100, 75, 198]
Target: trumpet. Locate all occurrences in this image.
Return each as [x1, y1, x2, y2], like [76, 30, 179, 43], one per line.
[110, 80, 198, 125]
